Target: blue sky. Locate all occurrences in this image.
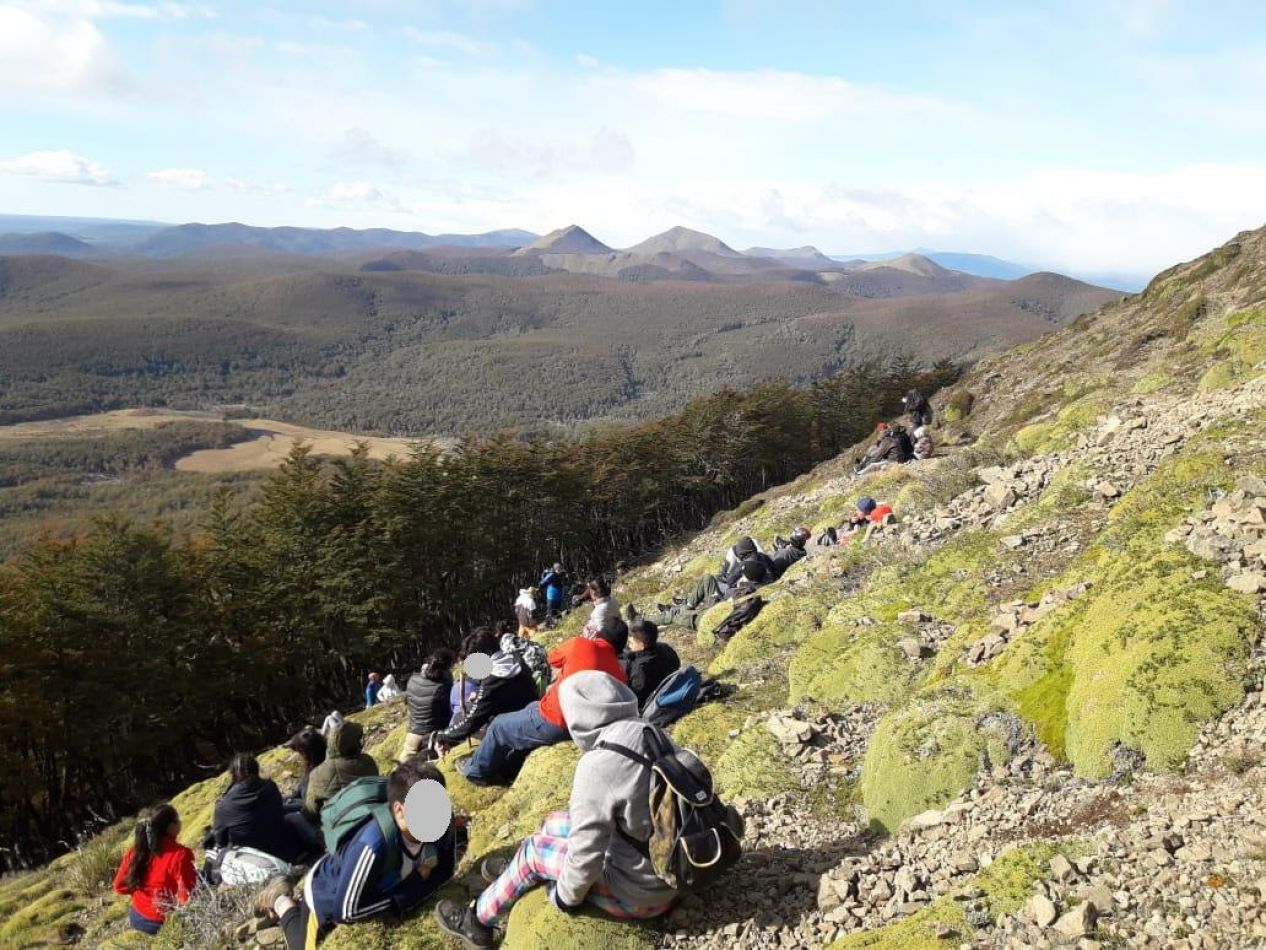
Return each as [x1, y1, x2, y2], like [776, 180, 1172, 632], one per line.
[2, 0, 1266, 278]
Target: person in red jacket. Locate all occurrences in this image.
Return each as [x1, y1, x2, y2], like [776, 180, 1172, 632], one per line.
[457, 620, 629, 787]
[112, 803, 197, 935]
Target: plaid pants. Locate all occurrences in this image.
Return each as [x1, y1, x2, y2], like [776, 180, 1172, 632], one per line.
[475, 811, 672, 925]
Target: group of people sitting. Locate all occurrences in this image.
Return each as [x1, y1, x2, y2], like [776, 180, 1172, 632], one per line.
[854, 388, 936, 476]
[112, 577, 697, 948]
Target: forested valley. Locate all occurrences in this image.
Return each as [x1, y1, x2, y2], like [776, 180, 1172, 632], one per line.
[0, 358, 955, 869]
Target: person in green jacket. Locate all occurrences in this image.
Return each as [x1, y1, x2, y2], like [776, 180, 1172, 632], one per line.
[304, 719, 379, 817]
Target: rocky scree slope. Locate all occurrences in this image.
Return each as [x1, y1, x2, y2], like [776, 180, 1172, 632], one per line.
[5, 227, 1266, 948]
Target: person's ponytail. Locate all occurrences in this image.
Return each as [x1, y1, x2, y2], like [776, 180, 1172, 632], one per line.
[125, 804, 178, 890]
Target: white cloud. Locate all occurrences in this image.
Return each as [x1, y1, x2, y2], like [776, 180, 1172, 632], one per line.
[6, 1, 214, 19]
[575, 52, 598, 68]
[306, 181, 407, 213]
[461, 126, 634, 180]
[0, 148, 115, 185]
[403, 27, 490, 55]
[328, 127, 411, 169]
[148, 167, 211, 189]
[0, 6, 120, 97]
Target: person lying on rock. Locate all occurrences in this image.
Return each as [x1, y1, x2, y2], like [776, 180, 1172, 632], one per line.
[769, 527, 812, 578]
[621, 620, 680, 707]
[817, 497, 894, 546]
[255, 759, 456, 949]
[646, 556, 773, 630]
[455, 620, 629, 786]
[400, 647, 456, 764]
[435, 672, 680, 948]
[718, 535, 762, 578]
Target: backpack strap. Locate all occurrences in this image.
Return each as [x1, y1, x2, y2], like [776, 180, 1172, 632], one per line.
[595, 726, 669, 857]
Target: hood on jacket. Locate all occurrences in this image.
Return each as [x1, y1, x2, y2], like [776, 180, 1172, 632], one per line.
[326, 718, 364, 758]
[515, 589, 536, 610]
[224, 775, 270, 806]
[490, 647, 524, 679]
[559, 670, 639, 752]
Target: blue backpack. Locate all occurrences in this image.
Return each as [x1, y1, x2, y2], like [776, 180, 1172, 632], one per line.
[641, 666, 703, 728]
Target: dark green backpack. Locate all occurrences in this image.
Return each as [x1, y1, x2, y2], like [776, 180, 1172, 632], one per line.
[319, 776, 402, 882]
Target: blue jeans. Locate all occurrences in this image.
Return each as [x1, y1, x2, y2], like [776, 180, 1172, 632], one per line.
[128, 906, 163, 935]
[460, 701, 568, 785]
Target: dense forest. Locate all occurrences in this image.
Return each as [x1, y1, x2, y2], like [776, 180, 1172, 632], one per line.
[0, 358, 955, 868]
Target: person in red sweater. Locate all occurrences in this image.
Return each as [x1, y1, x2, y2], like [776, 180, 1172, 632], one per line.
[457, 620, 629, 786]
[112, 803, 197, 935]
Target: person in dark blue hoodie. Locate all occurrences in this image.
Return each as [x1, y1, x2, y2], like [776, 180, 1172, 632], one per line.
[254, 759, 456, 949]
[205, 754, 310, 870]
[538, 563, 568, 618]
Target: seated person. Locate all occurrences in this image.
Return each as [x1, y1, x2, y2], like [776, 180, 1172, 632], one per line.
[435, 640, 538, 754]
[770, 527, 812, 579]
[449, 630, 492, 727]
[113, 804, 196, 936]
[400, 648, 456, 764]
[456, 621, 629, 787]
[913, 426, 933, 460]
[378, 674, 403, 703]
[497, 622, 552, 697]
[206, 753, 309, 868]
[855, 423, 911, 474]
[582, 578, 622, 639]
[282, 728, 327, 856]
[305, 719, 378, 816]
[622, 620, 680, 707]
[719, 536, 762, 578]
[256, 759, 457, 949]
[435, 672, 681, 947]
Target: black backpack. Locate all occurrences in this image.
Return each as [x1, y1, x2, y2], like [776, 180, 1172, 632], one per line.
[597, 726, 744, 892]
[712, 596, 766, 644]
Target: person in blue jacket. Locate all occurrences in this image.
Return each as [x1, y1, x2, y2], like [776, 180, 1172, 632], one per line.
[254, 758, 456, 949]
[538, 563, 568, 618]
[364, 672, 382, 709]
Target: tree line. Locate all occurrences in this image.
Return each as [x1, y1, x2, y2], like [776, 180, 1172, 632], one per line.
[0, 358, 957, 869]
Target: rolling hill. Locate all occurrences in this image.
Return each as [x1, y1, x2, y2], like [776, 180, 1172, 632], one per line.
[0, 251, 1118, 434]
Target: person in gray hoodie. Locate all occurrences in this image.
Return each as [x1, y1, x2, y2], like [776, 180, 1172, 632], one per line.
[434, 671, 679, 947]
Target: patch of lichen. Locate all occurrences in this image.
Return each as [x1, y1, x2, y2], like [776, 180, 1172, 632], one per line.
[712, 726, 802, 799]
[670, 681, 785, 767]
[859, 685, 1013, 833]
[316, 881, 470, 950]
[504, 887, 658, 949]
[826, 841, 1084, 949]
[1010, 392, 1108, 457]
[1131, 371, 1174, 394]
[788, 617, 915, 707]
[0, 884, 86, 948]
[990, 450, 1258, 776]
[708, 588, 834, 676]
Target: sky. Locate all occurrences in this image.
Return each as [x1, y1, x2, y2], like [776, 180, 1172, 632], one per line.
[3, 0, 1266, 280]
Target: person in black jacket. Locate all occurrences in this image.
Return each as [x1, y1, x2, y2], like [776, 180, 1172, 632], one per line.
[280, 729, 325, 857]
[622, 620, 680, 707]
[399, 648, 456, 764]
[770, 527, 811, 579]
[433, 644, 537, 755]
[206, 754, 310, 868]
[902, 389, 932, 429]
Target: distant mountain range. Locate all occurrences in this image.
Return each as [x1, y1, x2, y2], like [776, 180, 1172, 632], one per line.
[0, 213, 1148, 290]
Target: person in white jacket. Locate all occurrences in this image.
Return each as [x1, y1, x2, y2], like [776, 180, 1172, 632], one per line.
[434, 671, 679, 946]
[581, 577, 621, 639]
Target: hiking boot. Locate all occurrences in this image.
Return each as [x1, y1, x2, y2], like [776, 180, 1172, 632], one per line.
[623, 603, 639, 621]
[252, 874, 293, 919]
[435, 899, 496, 949]
[672, 596, 688, 606]
[655, 603, 671, 614]
[455, 756, 492, 787]
[480, 855, 510, 883]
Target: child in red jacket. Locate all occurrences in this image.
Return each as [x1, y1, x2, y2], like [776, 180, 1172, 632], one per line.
[112, 804, 197, 935]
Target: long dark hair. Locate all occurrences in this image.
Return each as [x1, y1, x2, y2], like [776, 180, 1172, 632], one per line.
[125, 804, 179, 890]
[424, 648, 456, 679]
[286, 728, 325, 775]
[228, 753, 260, 786]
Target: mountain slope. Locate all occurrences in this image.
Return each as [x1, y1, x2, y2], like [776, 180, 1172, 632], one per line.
[0, 231, 99, 257]
[0, 257, 1115, 433]
[743, 246, 838, 267]
[627, 226, 744, 257]
[7, 225, 1266, 949]
[513, 224, 612, 255]
[132, 223, 535, 258]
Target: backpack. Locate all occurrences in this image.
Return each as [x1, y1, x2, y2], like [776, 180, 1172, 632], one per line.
[320, 777, 402, 885]
[501, 634, 551, 696]
[217, 846, 296, 887]
[641, 666, 703, 728]
[597, 726, 744, 892]
[712, 596, 766, 644]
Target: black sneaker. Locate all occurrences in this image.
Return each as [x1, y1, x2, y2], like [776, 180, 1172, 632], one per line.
[435, 899, 496, 949]
[480, 856, 510, 883]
